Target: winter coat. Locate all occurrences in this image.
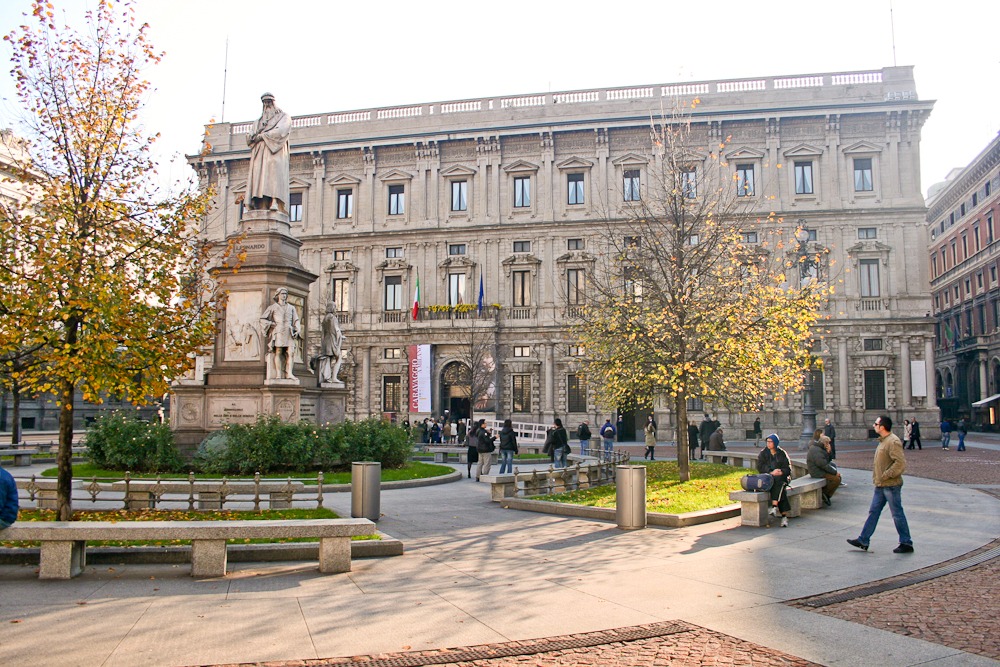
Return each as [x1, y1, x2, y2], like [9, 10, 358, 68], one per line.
[457, 421, 467, 442]
[823, 423, 836, 441]
[910, 421, 921, 438]
[499, 426, 518, 452]
[699, 418, 713, 444]
[807, 441, 838, 478]
[708, 429, 726, 451]
[757, 446, 792, 479]
[752, 419, 762, 435]
[550, 426, 569, 452]
[904, 423, 912, 440]
[940, 420, 952, 433]
[443, 422, 452, 439]
[873, 432, 906, 487]
[688, 424, 700, 449]
[644, 422, 656, 446]
[578, 423, 591, 440]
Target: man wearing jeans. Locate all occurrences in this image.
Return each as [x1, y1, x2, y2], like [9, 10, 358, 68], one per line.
[600, 419, 616, 461]
[848, 415, 913, 554]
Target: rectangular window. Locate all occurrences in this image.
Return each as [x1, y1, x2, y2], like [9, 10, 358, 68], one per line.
[448, 273, 466, 306]
[736, 164, 755, 196]
[567, 375, 587, 413]
[965, 279, 972, 297]
[567, 268, 584, 305]
[955, 285, 960, 300]
[806, 229, 817, 242]
[858, 227, 877, 239]
[388, 184, 405, 215]
[978, 273, 984, 289]
[963, 234, 969, 259]
[863, 339, 883, 351]
[513, 346, 530, 357]
[567, 238, 585, 250]
[987, 181, 993, 196]
[568, 344, 585, 356]
[513, 240, 531, 253]
[333, 250, 350, 261]
[687, 234, 700, 245]
[623, 169, 641, 201]
[931, 255, 938, 277]
[739, 231, 759, 244]
[385, 348, 402, 359]
[687, 396, 703, 411]
[994, 301, 999, 330]
[513, 177, 531, 208]
[934, 295, 940, 310]
[451, 181, 468, 212]
[512, 375, 530, 413]
[384, 276, 402, 311]
[383, 376, 401, 413]
[624, 268, 643, 302]
[794, 161, 814, 195]
[961, 203, 967, 217]
[979, 304, 986, 334]
[681, 169, 697, 198]
[386, 247, 403, 258]
[289, 192, 303, 222]
[860, 259, 880, 297]
[624, 236, 641, 248]
[807, 370, 825, 410]
[567, 173, 585, 205]
[952, 241, 958, 265]
[449, 244, 466, 256]
[854, 158, 873, 192]
[864, 369, 886, 410]
[512, 271, 531, 306]
[950, 212, 956, 226]
[989, 215, 995, 244]
[975, 226, 982, 252]
[337, 190, 353, 219]
[332, 278, 350, 312]
[993, 266, 997, 284]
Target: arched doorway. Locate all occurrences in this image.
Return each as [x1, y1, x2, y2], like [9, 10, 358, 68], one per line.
[441, 361, 471, 421]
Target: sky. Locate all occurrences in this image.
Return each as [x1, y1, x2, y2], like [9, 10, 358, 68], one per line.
[1, 0, 997, 197]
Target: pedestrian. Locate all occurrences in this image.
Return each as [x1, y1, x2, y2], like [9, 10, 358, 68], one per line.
[708, 425, 727, 464]
[600, 419, 616, 460]
[430, 419, 441, 444]
[699, 415, 714, 460]
[443, 420, 452, 444]
[823, 418, 837, 459]
[847, 415, 914, 553]
[957, 418, 967, 451]
[910, 418, 922, 450]
[548, 418, 569, 468]
[0, 466, 19, 528]
[688, 420, 700, 461]
[807, 433, 841, 505]
[758, 434, 792, 527]
[752, 417, 762, 447]
[498, 419, 518, 474]
[643, 415, 657, 460]
[577, 420, 591, 456]
[476, 419, 494, 480]
[465, 421, 480, 480]
[616, 415, 625, 441]
[903, 419, 912, 449]
[940, 418, 951, 450]
[457, 419, 468, 445]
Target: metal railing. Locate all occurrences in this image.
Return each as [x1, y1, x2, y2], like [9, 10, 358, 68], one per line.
[511, 450, 630, 498]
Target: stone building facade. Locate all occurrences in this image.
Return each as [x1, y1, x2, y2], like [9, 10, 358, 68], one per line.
[927, 132, 1000, 428]
[189, 66, 937, 442]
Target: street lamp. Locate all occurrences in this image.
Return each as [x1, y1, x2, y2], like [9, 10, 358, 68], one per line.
[796, 226, 818, 449]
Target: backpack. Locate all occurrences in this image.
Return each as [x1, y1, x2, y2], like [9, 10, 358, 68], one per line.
[741, 474, 774, 492]
[601, 424, 616, 438]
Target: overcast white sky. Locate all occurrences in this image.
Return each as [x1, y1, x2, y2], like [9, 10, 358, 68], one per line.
[1, 0, 997, 196]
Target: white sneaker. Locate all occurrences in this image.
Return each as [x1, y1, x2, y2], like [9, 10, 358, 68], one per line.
[781, 516, 789, 527]
[768, 506, 778, 516]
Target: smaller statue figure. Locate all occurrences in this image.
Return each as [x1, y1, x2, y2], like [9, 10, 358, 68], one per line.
[260, 287, 300, 382]
[312, 303, 345, 386]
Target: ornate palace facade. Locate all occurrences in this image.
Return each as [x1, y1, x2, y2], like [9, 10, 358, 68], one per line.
[188, 66, 937, 442]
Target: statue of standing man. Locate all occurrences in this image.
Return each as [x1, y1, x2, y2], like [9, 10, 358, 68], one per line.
[313, 303, 345, 386]
[260, 287, 300, 382]
[246, 92, 291, 213]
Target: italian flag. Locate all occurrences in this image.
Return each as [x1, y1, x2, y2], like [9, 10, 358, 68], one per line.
[412, 273, 420, 319]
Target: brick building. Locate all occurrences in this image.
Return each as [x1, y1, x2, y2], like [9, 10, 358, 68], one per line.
[187, 66, 937, 442]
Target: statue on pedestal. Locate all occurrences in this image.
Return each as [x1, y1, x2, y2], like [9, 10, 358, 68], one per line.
[312, 303, 345, 387]
[260, 288, 300, 383]
[246, 92, 290, 213]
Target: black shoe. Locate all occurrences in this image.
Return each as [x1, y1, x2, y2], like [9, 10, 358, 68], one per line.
[822, 493, 831, 506]
[893, 543, 914, 554]
[847, 539, 868, 551]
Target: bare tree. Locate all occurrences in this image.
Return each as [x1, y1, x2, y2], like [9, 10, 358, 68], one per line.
[452, 318, 500, 424]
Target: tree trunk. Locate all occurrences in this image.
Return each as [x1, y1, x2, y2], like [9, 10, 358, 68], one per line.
[11, 381, 22, 445]
[57, 377, 75, 520]
[675, 393, 690, 482]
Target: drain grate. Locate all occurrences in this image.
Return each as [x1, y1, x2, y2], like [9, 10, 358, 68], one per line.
[798, 545, 1000, 608]
[314, 621, 691, 667]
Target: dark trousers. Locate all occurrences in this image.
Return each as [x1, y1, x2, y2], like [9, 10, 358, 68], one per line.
[908, 436, 922, 450]
[770, 477, 791, 514]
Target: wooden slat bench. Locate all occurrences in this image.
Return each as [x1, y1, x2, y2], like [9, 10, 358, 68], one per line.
[728, 478, 828, 527]
[0, 518, 375, 579]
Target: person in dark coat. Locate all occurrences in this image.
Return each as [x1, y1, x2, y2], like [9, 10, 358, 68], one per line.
[457, 419, 468, 444]
[909, 418, 922, 450]
[550, 418, 570, 469]
[752, 417, 762, 447]
[708, 426, 727, 464]
[643, 415, 657, 460]
[758, 434, 792, 527]
[823, 418, 837, 459]
[698, 416, 714, 460]
[465, 422, 480, 479]
[577, 421, 591, 456]
[688, 420, 700, 460]
[498, 419, 518, 474]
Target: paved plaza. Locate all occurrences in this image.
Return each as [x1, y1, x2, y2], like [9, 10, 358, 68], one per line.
[2, 438, 1000, 667]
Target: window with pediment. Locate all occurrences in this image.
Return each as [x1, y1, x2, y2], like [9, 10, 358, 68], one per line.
[842, 142, 882, 201]
[503, 160, 539, 216]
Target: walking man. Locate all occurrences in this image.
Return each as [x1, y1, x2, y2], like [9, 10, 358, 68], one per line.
[956, 418, 967, 451]
[577, 420, 591, 456]
[823, 418, 837, 459]
[600, 419, 616, 461]
[940, 418, 952, 450]
[847, 415, 913, 554]
[910, 418, 922, 450]
[752, 417, 762, 447]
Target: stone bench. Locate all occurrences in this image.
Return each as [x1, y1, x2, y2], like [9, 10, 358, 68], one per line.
[479, 474, 516, 501]
[728, 478, 829, 527]
[0, 518, 376, 579]
[0, 449, 39, 466]
[426, 446, 468, 463]
[703, 451, 749, 468]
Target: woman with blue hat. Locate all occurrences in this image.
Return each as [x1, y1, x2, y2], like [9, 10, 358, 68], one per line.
[757, 434, 792, 527]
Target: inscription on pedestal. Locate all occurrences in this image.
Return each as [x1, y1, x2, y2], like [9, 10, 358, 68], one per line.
[208, 396, 262, 427]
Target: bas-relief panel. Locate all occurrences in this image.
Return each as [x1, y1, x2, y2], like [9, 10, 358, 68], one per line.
[440, 140, 475, 161]
[375, 147, 415, 166]
[326, 150, 363, 169]
[208, 395, 262, 427]
[608, 129, 649, 151]
[501, 137, 539, 156]
[554, 131, 593, 155]
[225, 291, 263, 361]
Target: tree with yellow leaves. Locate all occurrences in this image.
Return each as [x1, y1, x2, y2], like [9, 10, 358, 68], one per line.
[577, 103, 828, 481]
[0, 1, 219, 519]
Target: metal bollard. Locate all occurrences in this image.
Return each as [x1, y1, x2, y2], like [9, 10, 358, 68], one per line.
[351, 461, 381, 522]
[615, 465, 647, 530]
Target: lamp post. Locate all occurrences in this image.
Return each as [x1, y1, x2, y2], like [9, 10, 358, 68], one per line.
[796, 226, 818, 449]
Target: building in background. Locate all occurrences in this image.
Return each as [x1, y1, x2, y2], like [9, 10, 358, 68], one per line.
[927, 132, 1000, 428]
[189, 66, 937, 442]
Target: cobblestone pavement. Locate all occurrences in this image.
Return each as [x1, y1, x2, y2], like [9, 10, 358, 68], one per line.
[830, 442, 1000, 486]
[196, 622, 821, 667]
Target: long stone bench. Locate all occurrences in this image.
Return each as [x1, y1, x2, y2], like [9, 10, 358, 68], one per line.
[426, 447, 499, 465]
[0, 518, 376, 579]
[728, 478, 829, 527]
[0, 449, 40, 467]
[703, 451, 748, 468]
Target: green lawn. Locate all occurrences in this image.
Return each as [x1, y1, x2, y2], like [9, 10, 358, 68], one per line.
[1, 507, 381, 548]
[538, 461, 746, 514]
[40, 461, 453, 485]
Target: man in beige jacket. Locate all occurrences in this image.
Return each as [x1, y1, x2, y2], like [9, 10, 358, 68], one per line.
[848, 415, 913, 553]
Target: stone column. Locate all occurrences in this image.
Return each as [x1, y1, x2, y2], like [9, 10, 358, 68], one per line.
[925, 338, 937, 409]
[544, 342, 555, 416]
[900, 338, 912, 408]
[980, 354, 989, 399]
[838, 337, 850, 410]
